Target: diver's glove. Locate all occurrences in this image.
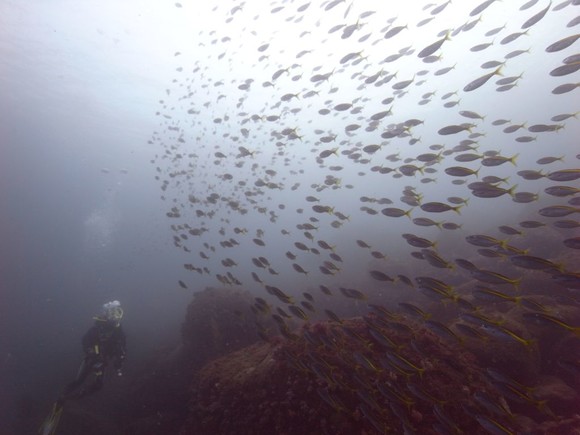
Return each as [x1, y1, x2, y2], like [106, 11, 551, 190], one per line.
[91, 354, 105, 370]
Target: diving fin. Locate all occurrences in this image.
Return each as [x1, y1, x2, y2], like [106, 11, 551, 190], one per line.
[38, 401, 64, 435]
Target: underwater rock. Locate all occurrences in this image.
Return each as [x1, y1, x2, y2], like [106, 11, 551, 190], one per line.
[181, 316, 511, 434]
[181, 287, 274, 370]
[118, 287, 578, 434]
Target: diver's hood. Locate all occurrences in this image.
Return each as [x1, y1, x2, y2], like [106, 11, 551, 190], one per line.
[101, 300, 124, 324]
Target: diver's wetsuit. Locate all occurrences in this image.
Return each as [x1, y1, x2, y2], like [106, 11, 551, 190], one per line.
[60, 317, 126, 402]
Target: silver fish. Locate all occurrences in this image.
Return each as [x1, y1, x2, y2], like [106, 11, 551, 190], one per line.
[464, 67, 502, 91]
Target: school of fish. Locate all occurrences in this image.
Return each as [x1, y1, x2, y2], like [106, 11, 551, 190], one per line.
[149, 0, 579, 433]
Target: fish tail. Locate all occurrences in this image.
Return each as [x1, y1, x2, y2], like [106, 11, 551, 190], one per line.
[525, 338, 536, 348]
[507, 184, 519, 198]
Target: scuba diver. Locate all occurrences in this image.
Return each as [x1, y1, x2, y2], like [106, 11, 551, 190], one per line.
[39, 300, 126, 435]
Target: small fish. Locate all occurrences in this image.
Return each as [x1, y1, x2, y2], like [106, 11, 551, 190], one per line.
[420, 202, 462, 214]
[470, 184, 517, 198]
[339, 287, 367, 300]
[312, 205, 333, 214]
[464, 67, 503, 91]
[370, 250, 388, 260]
[288, 305, 308, 321]
[438, 124, 473, 135]
[403, 234, 437, 248]
[498, 225, 522, 235]
[521, 1, 551, 29]
[455, 153, 483, 162]
[398, 302, 431, 320]
[473, 287, 522, 304]
[455, 323, 488, 340]
[455, 258, 479, 271]
[319, 285, 333, 296]
[550, 62, 580, 77]
[517, 169, 545, 180]
[504, 49, 529, 59]
[300, 300, 316, 312]
[356, 240, 371, 249]
[537, 156, 564, 165]
[418, 32, 450, 58]
[471, 269, 521, 288]
[421, 249, 454, 269]
[334, 102, 352, 111]
[475, 415, 515, 435]
[318, 148, 338, 159]
[482, 153, 519, 167]
[369, 270, 395, 282]
[398, 275, 414, 287]
[412, 217, 443, 228]
[324, 309, 342, 323]
[381, 207, 413, 218]
[384, 25, 408, 39]
[546, 33, 580, 53]
[251, 272, 263, 284]
[538, 206, 579, 218]
[418, 283, 457, 303]
[486, 24, 506, 36]
[266, 286, 294, 304]
[553, 220, 580, 229]
[552, 272, 580, 289]
[470, 0, 498, 16]
[519, 220, 546, 228]
[481, 323, 534, 347]
[445, 166, 480, 177]
[292, 263, 309, 275]
[392, 76, 415, 90]
[341, 21, 362, 40]
[353, 352, 382, 372]
[547, 169, 580, 182]
[362, 144, 382, 154]
[520, 0, 540, 10]
[486, 59, 507, 69]
[385, 351, 425, 377]
[528, 123, 564, 133]
[424, 320, 462, 342]
[552, 82, 580, 94]
[564, 237, 580, 249]
[500, 30, 529, 45]
[523, 312, 580, 336]
[509, 255, 562, 271]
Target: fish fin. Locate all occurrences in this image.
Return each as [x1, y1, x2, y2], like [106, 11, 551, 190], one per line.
[38, 401, 64, 435]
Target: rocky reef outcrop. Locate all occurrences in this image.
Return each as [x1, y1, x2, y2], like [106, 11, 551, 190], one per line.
[62, 286, 579, 434]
